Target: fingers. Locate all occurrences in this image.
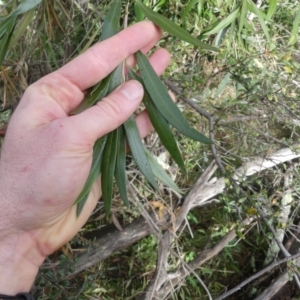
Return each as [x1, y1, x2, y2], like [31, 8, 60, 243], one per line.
[55, 22, 161, 91]
[65, 80, 144, 142]
[60, 48, 171, 143]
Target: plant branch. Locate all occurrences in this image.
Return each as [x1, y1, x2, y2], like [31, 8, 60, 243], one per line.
[214, 252, 300, 300]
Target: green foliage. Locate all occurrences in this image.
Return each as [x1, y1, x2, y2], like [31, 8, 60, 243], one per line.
[1, 0, 300, 299]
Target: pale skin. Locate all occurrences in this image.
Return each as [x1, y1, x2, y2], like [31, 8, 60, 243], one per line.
[0, 21, 170, 295]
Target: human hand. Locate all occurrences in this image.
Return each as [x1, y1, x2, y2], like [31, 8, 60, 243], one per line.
[0, 21, 170, 294]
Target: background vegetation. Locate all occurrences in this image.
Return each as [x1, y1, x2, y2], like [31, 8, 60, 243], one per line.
[0, 0, 300, 299]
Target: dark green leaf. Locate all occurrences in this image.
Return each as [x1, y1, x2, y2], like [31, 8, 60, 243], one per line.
[239, 0, 248, 34]
[100, 0, 121, 42]
[129, 69, 185, 173]
[101, 129, 119, 216]
[115, 126, 129, 207]
[202, 8, 239, 36]
[136, 51, 213, 144]
[0, 16, 16, 66]
[124, 116, 159, 190]
[73, 0, 122, 114]
[71, 73, 112, 114]
[76, 194, 89, 217]
[107, 64, 123, 92]
[75, 136, 107, 216]
[135, 0, 218, 52]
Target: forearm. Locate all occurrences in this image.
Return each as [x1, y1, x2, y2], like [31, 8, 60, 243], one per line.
[0, 231, 45, 295]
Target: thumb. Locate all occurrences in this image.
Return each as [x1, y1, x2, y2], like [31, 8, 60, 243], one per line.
[69, 80, 144, 141]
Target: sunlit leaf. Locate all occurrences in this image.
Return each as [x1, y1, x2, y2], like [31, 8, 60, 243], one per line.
[136, 51, 213, 144]
[135, 0, 218, 52]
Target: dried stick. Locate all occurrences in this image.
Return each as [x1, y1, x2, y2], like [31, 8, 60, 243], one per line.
[214, 252, 300, 300]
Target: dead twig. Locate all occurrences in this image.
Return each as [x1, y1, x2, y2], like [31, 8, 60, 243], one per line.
[214, 252, 300, 300]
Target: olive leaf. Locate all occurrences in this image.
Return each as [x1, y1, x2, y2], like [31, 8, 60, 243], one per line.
[75, 0, 121, 215]
[129, 69, 186, 173]
[75, 136, 107, 216]
[75, 0, 218, 217]
[101, 129, 119, 216]
[136, 51, 213, 144]
[123, 116, 159, 190]
[114, 127, 129, 207]
[100, 0, 121, 42]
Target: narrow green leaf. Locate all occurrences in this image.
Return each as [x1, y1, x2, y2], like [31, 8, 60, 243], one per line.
[115, 126, 129, 207]
[107, 64, 123, 92]
[0, 16, 16, 66]
[267, 0, 278, 20]
[214, 73, 231, 98]
[136, 51, 213, 144]
[238, 0, 248, 34]
[72, 62, 123, 115]
[135, 0, 218, 52]
[71, 74, 112, 114]
[75, 136, 107, 216]
[100, 0, 121, 42]
[134, 2, 145, 21]
[202, 8, 240, 36]
[76, 194, 89, 217]
[101, 129, 119, 216]
[129, 69, 185, 173]
[144, 147, 182, 194]
[182, 0, 199, 25]
[0, 16, 15, 39]
[124, 116, 159, 190]
[288, 5, 300, 46]
[248, 0, 270, 42]
[214, 25, 230, 47]
[11, 0, 42, 16]
[9, 8, 35, 48]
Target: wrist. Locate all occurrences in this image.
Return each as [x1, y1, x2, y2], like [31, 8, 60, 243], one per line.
[0, 231, 45, 295]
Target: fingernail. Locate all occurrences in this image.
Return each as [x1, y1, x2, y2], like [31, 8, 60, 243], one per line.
[119, 80, 143, 101]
